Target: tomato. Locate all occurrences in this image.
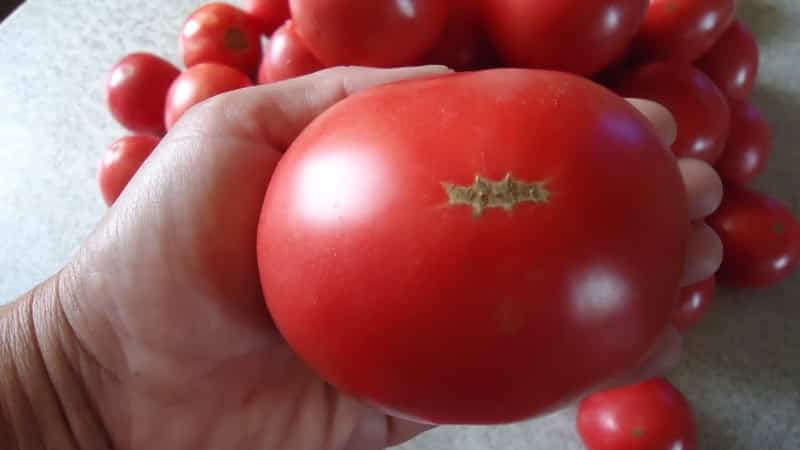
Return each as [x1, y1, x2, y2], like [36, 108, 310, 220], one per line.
[634, 0, 735, 63]
[257, 20, 323, 84]
[180, 3, 263, 77]
[424, 0, 496, 71]
[164, 63, 253, 130]
[289, 0, 449, 67]
[715, 100, 772, 185]
[257, 69, 689, 424]
[97, 135, 160, 206]
[484, 0, 648, 75]
[243, 0, 290, 35]
[672, 276, 715, 332]
[106, 53, 180, 136]
[617, 62, 730, 164]
[696, 20, 760, 101]
[577, 377, 697, 450]
[708, 185, 800, 288]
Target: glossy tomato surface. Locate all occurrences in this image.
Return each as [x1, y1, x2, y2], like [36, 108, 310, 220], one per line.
[634, 0, 735, 62]
[708, 185, 800, 288]
[617, 62, 730, 164]
[289, 0, 449, 67]
[243, 0, 290, 35]
[697, 20, 760, 101]
[181, 3, 263, 76]
[715, 100, 772, 185]
[164, 63, 253, 130]
[98, 135, 160, 206]
[578, 377, 697, 450]
[484, 0, 648, 75]
[257, 20, 323, 84]
[425, 0, 496, 70]
[258, 69, 689, 424]
[672, 276, 715, 332]
[106, 53, 180, 136]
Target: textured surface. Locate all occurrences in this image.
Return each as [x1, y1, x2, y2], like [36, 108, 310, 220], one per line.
[0, 0, 798, 449]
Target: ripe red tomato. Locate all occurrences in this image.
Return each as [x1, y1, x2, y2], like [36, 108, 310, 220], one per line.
[696, 20, 760, 101]
[257, 20, 323, 84]
[634, 0, 735, 63]
[484, 0, 648, 75]
[257, 69, 689, 424]
[180, 3, 263, 76]
[289, 0, 449, 67]
[672, 276, 715, 332]
[97, 135, 160, 206]
[424, 0, 496, 71]
[243, 0, 290, 35]
[164, 63, 253, 130]
[708, 185, 800, 288]
[577, 377, 697, 450]
[617, 62, 730, 164]
[715, 100, 772, 185]
[106, 53, 180, 136]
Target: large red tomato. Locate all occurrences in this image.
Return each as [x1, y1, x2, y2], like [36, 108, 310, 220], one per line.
[672, 276, 716, 332]
[425, 0, 496, 71]
[715, 100, 772, 185]
[257, 69, 689, 424]
[106, 53, 180, 136]
[577, 377, 697, 450]
[617, 62, 730, 164]
[483, 0, 648, 75]
[634, 0, 735, 62]
[243, 0, 290, 35]
[708, 185, 800, 288]
[97, 135, 160, 206]
[696, 20, 760, 101]
[289, 0, 449, 67]
[257, 20, 323, 84]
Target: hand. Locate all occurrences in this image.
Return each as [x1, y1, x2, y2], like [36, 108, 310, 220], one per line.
[2, 66, 722, 450]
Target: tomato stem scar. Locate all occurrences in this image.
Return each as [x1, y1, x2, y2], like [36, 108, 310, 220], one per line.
[443, 173, 550, 218]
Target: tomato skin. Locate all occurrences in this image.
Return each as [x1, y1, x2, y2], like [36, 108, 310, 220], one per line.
[106, 53, 180, 136]
[424, 0, 496, 71]
[243, 0, 290, 35]
[257, 69, 688, 424]
[634, 0, 735, 63]
[180, 3, 263, 76]
[289, 0, 449, 67]
[708, 185, 800, 289]
[484, 0, 648, 75]
[617, 62, 730, 164]
[714, 100, 772, 185]
[164, 63, 253, 130]
[577, 377, 697, 450]
[97, 135, 160, 206]
[672, 276, 715, 332]
[257, 20, 323, 84]
[696, 20, 760, 101]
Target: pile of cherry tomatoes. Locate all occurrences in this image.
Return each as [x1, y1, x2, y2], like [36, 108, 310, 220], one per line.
[98, 1, 799, 449]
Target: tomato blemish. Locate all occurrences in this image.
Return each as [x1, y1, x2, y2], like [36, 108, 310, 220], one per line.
[443, 173, 550, 217]
[226, 27, 250, 50]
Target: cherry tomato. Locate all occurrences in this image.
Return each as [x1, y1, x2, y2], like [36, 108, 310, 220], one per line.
[257, 69, 689, 424]
[97, 135, 160, 206]
[634, 0, 735, 63]
[696, 20, 760, 102]
[672, 276, 715, 332]
[424, 0, 495, 71]
[243, 0, 290, 35]
[484, 0, 648, 75]
[578, 377, 697, 450]
[106, 53, 180, 136]
[257, 20, 323, 84]
[289, 0, 449, 67]
[715, 100, 772, 185]
[708, 185, 800, 288]
[164, 63, 253, 130]
[617, 62, 730, 164]
[181, 3, 263, 76]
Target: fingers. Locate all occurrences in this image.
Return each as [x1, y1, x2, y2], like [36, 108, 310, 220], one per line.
[678, 158, 724, 219]
[627, 98, 678, 147]
[682, 221, 723, 285]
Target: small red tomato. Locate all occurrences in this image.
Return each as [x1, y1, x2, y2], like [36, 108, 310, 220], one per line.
[715, 100, 772, 185]
[634, 0, 735, 63]
[484, 0, 648, 75]
[696, 20, 760, 101]
[708, 185, 800, 288]
[164, 63, 253, 130]
[243, 0, 290, 35]
[106, 53, 180, 136]
[672, 276, 716, 332]
[617, 62, 730, 164]
[289, 0, 449, 67]
[181, 3, 263, 76]
[578, 377, 697, 450]
[425, 0, 495, 71]
[257, 20, 323, 84]
[98, 135, 160, 206]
